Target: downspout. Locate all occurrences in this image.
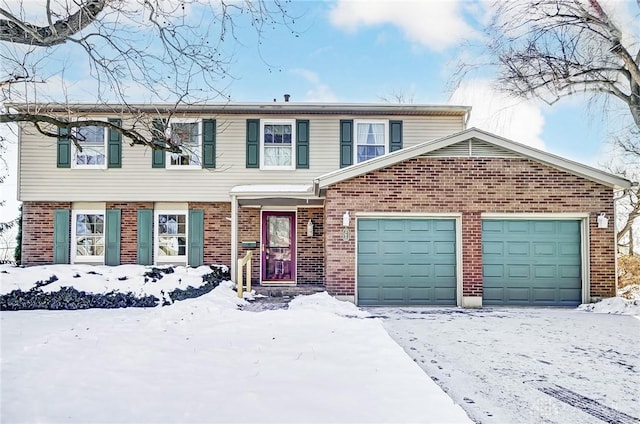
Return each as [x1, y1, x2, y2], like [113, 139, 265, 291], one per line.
[231, 194, 238, 282]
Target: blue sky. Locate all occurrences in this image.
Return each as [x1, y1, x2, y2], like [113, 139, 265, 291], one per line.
[1, 0, 636, 222]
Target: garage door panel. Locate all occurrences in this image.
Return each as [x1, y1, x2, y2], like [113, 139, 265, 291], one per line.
[534, 265, 556, 278]
[559, 265, 581, 278]
[507, 265, 531, 278]
[406, 241, 430, 254]
[533, 242, 555, 256]
[434, 264, 456, 278]
[482, 219, 581, 306]
[435, 241, 456, 254]
[507, 242, 530, 256]
[380, 286, 404, 302]
[357, 218, 457, 306]
[483, 264, 503, 278]
[483, 241, 503, 255]
[505, 287, 530, 302]
[506, 221, 530, 233]
[559, 242, 580, 256]
[435, 220, 455, 232]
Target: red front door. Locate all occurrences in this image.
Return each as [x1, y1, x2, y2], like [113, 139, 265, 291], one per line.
[262, 211, 296, 282]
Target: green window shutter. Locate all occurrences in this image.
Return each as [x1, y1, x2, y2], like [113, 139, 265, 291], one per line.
[105, 209, 121, 265]
[137, 209, 153, 265]
[389, 120, 403, 152]
[340, 120, 353, 168]
[188, 209, 204, 267]
[151, 119, 166, 168]
[246, 119, 260, 168]
[57, 126, 71, 168]
[296, 119, 310, 169]
[107, 118, 122, 168]
[53, 209, 70, 264]
[202, 119, 216, 168]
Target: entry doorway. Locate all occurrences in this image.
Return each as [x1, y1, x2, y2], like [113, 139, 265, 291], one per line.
[261, 211, 296, 283]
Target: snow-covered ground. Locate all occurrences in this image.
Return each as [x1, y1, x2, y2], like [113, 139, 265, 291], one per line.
[1, 265, 470, 424]
[375, 307, 640, 424]
[2, 264, 639, 424]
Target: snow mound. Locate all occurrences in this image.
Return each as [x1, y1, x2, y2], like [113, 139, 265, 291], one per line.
[578, 297, 640, 315]
[288, 291, 371, 318]
[619, 284, 640, 301]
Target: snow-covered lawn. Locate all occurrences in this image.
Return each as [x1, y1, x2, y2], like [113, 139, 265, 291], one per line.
[3, 264, 640, 423]
[376, 307, 640, 424]
[0, 265, 470, 424]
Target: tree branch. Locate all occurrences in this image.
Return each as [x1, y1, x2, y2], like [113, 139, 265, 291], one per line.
[0, 1, 108, 46]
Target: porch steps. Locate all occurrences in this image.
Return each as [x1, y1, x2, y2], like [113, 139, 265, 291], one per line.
[252, 285, 325, 298]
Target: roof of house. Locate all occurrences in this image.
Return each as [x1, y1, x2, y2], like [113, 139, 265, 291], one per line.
[6, 102, 472, 118]
[314, 127, 633, 190]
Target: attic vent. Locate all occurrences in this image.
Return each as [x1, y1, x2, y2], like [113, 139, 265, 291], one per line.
[470, 139, 518, 158]
[425, 140, 470, 157]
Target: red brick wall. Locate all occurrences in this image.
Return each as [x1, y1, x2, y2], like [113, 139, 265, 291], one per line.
[237, 207, 261, 283]
[190, 202, 231, 267]
[297, 208, 325, 284]
[21, 201, 71, 265]
[324, 157, 616, 299]
[22, 201, 232, 268]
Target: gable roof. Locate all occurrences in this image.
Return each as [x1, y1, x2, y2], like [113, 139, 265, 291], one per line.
[314, 127, 632, 191]
[6, 102, 471, 118]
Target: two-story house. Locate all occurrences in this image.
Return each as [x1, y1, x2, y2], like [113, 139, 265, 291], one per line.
[14, 102, 630, 307]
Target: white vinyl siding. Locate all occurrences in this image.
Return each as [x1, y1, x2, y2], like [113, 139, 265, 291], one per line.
[18, 114, 465, 202]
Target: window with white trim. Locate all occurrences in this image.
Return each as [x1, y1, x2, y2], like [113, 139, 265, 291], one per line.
[261, 119, 296, 169]
[167, 119, 202, 168]
[73, 125, 107, 168]
[72, 210, 105, 262]
[355, 120, 387, 163]
[155, 211, 187, 261]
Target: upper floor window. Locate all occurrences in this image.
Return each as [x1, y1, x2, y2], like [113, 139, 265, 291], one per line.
[73, 125, 106, 168]
[355, 120, 387, 163]
[261, 119, 296, 170]
[72, 210, 105, 262]
[168, 119, 202, 168]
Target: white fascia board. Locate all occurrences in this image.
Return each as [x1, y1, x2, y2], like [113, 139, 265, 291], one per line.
[230, 184, 316, 199]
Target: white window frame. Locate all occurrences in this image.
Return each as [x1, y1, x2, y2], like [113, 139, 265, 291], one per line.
[166, 118, 203, 169]
[71, 209, 106, 263]
[354, 120, 388, 164]
[154, 209, 188, 264]
[71, 123, 108, 169]
[260, 119, 296, 170]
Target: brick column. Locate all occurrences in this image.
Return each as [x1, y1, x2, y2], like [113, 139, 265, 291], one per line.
[462, 211, 483, 303]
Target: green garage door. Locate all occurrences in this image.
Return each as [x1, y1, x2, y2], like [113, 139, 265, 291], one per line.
[482, 220, 582, 306]
[357, 218, 457, 306]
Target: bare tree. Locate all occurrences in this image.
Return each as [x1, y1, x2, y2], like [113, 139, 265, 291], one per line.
[0, 0, 297, 150]
[467, 0, 640, 249]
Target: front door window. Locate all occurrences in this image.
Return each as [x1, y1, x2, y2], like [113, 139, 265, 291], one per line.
[262, 212, 295, 282]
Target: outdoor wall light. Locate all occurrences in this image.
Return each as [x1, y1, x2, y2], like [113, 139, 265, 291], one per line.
[343, 211, 350, 227]
[597, 212, 609, 229]
[342, 211, 351, 241]
[307, 219, 314, 237]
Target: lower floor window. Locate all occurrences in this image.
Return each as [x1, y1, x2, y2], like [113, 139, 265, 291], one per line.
[74, 212, 105, 260]
[157, 213, 187, 258]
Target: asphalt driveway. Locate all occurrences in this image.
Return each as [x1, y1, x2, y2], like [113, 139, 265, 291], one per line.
[367, 307, 640, 424]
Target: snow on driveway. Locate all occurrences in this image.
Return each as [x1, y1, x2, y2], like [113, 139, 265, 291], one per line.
[372, 307, 640, 424]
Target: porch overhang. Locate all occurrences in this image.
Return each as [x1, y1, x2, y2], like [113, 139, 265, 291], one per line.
[230, 184, 324, 207]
